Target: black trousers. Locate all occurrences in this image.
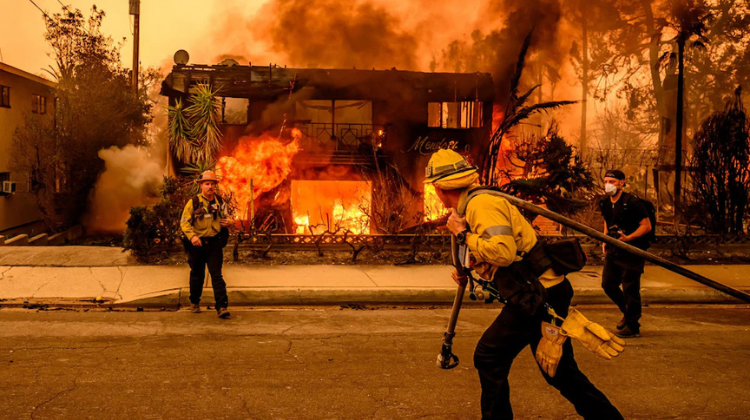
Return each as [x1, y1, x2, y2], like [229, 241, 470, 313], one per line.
[473, 279, 623, 420]
[187, 236, 228, 310]
[601, 256, 643, 329]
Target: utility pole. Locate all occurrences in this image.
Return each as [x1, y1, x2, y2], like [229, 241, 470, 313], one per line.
[580, 3, 588, 158]
[129, 0, 140, 96]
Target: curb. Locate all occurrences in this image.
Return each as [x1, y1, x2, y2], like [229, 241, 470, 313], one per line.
[2, 287, 748, 310]
[4, 287, 745, 309]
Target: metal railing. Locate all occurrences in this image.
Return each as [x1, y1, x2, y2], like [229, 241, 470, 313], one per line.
[295, 123, 385, 151]
[233, 233, 750, 251]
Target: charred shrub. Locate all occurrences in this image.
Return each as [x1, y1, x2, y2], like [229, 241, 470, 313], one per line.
[123, 176, 191, 260]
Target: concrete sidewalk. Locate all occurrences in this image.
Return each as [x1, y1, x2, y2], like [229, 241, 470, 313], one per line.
[1, 246, 749, 307]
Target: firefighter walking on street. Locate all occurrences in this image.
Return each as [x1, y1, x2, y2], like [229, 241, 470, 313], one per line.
[181, 170, 233, 318]
[425, 149, 624, 420]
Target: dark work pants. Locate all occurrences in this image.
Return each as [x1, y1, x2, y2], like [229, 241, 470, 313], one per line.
[601, 256, 643, 329]
[187, 236, 228, 310]
[473, 279, 623, 420]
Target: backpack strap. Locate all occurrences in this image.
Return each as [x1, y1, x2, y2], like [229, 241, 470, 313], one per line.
[190, 194, 226, 225]
[190, 195, 202, 225]
[456, 186, 504, 217]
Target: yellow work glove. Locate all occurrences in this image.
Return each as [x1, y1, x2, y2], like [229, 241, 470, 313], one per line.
[535, 321, 568, 377]
[560, 309, 626, 360]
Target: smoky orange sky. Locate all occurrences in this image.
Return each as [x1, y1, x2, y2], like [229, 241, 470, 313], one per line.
[2, 0, 595, 147]
[1, 0, 487, 75]
[1, 0, 268, 75]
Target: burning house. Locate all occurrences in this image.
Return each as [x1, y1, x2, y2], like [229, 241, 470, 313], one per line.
[160, 53, 494, 235]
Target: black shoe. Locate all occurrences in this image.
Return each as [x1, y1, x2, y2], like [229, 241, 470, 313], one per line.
[616, 317, 627, 330]
[615, 325, 640, 338]
[217, 307, 231, 319]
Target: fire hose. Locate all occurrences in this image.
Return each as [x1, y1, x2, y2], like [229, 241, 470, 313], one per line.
[436, 235, 467, 370]
[438, 191, 750, 370]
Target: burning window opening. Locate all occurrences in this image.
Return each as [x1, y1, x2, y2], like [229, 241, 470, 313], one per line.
[428, 101, 483, 129]
[424, 184, 450, 222]
[291, 180, 371, 234]
[220, 97, 249, 124]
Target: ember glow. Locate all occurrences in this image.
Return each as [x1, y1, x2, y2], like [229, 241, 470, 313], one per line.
[292, 180, 371, 234]
[216, 129, 301, 218]
[423, 184, 449, 221]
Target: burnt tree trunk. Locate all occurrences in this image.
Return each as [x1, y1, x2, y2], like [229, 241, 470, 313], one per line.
[674, 39, 686, 229]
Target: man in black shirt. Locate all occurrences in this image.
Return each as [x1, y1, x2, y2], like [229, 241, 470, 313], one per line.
[599, 170, 652, 337]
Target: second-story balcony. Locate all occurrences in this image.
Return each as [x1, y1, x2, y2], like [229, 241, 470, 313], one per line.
[295, 122, 386, 152]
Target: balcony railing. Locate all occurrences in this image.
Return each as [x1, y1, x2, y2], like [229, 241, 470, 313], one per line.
[295, 123, 385, 151]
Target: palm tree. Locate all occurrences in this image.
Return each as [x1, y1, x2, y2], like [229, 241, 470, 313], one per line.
[168, 83, 223, 164]
[481, 31, 577, 186]
[658, 0, 713, 228]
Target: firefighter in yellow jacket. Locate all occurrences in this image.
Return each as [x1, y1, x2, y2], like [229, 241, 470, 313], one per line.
[181, 170, 233, 318]
[425, 149, 623, 420]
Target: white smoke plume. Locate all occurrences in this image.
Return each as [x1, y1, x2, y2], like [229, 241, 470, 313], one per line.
[83, 145, 165, 233]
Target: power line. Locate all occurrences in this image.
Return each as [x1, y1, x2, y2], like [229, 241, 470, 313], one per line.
[27, 0, 52, 20]
[56, 0, 69, 9]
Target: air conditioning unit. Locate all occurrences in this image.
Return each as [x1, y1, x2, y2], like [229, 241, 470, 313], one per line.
[2, 181, 16, 194]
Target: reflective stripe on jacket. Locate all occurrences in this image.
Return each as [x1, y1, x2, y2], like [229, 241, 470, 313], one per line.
[459, 186, 563, 289]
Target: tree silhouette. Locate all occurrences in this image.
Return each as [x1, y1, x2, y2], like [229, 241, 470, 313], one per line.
[657, 0, 713, 227]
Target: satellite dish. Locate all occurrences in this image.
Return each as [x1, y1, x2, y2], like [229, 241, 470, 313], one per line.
[174, 50, 189, 65]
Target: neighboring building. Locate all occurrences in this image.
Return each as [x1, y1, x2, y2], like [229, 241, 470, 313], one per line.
[0, 62, 55, 236]
[161, 59, 494, 233]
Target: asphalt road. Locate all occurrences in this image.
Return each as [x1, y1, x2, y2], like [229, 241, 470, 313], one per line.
[1, 305, 749, 420]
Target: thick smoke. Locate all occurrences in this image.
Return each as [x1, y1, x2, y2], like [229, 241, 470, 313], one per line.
[83, 145, 165, 233]
[250, 0, 419, 70]
[208, 0, 568, 103]
[436, 0, 564, 106]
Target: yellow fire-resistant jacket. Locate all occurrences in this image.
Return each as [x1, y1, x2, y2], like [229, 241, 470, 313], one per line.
[180, 194, 226, 240]
[459, 187, 564, 289]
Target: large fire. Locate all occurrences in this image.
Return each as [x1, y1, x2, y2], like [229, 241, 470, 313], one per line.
[292, 180, 371, 234]
[216, 129, 301, 218]
[424, 184, 449, 221]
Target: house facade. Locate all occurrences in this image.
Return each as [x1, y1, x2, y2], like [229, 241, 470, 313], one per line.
[161, 59, 494, 233]
[0, 62, 55, 236]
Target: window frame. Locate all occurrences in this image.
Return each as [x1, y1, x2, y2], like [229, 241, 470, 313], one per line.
[32, 94, 47, 114]
[0, 85, 10, 108]
[427, 101, 483, 129]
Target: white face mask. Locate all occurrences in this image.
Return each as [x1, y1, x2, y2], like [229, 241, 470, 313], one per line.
[605, 183, 618, 196]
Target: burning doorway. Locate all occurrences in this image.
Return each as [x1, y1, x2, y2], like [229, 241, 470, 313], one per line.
[291, 180, 371, 234]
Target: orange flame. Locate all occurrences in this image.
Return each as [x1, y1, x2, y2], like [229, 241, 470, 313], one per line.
[292, 180, 371, 234]
[424, 184, 449, 221]
[492, 104, 504, 134]
[216, 129, 301, 217]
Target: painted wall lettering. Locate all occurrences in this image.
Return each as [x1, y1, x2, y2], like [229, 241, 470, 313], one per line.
[403, 136, 470, 155]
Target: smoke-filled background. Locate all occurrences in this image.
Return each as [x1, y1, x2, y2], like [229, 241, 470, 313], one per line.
[54, 0, 747, 232]
[213, 0, 571, 105]
[75, 0, 585, 232]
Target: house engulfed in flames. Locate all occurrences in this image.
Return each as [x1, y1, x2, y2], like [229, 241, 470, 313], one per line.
[160, 55, 494, 235]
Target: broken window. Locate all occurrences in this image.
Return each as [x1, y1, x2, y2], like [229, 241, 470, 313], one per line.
[220, 97, 248, 124]
[296, 100, 334, 124]
[428, 101, 483, 129]
[295, 100, 373, 124]
[295, 100, 374, 148]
